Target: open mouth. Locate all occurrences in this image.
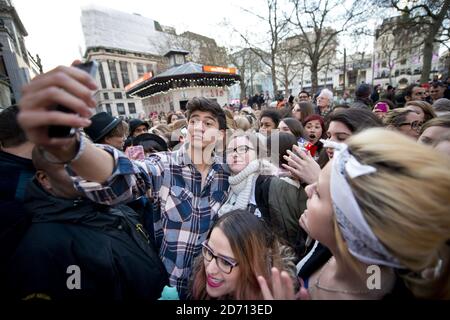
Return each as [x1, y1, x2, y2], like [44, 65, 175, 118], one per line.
[207, 275, 224, 288]
[309, 134, 316, 140]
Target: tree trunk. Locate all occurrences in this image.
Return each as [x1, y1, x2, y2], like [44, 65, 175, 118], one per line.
[240, 80, 246, 101]
[420, 0, 450, 84]
[420, 37, 434, 84]
[310, 63, 319, 96]
[285, 73, 290, 98]
[271, 56, 278, 97]
[389, 66, 393, 86]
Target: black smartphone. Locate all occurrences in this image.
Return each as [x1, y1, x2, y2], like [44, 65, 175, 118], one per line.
[48, 61, 99, 138]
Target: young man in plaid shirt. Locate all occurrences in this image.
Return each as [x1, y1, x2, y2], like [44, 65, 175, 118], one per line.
[18, 65, 229, 298]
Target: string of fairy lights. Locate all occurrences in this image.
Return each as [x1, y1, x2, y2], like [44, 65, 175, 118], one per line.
[128, 76, 241, 98]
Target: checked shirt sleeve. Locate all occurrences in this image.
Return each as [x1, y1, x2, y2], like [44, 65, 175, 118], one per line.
[66, 144, 164, 206]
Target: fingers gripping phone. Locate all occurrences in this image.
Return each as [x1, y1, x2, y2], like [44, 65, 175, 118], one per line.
[48, 61, 99, 138]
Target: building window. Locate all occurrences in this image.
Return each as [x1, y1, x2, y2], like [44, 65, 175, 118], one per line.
[108, 60, 120, 88]
[98, 63, 107, 89]
[381, 61, 387, 68]
[146, 64, 153, 74]
[120, 61, 130, 87]
[136, 63, 145, 77]
[103, 92, 109, 100]
[117, 103, 126, 115]
[96, 105, 103, 113]
[114, 92, 123, 99]
[128, 103, 136, 114]
[105, 103, 112, 115]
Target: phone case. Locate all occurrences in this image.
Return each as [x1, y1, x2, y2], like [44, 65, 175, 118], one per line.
[125, 145, 145, 161]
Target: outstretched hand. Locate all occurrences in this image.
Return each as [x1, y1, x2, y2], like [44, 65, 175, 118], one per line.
[282, 145, 321, 185]
[257, 267, 297, 300]
[18, 61, 98, 147]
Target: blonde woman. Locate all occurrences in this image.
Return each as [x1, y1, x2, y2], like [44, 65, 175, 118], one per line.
[405, 100, 436, 123]
[259, 128, 450, 299]
[234, 115, 252, 132]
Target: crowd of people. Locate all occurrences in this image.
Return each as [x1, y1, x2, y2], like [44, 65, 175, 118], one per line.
[0, 63, 450, 301]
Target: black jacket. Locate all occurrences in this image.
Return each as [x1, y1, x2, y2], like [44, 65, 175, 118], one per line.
[6, 179, 168, 301]
[255, 175, 308, 260]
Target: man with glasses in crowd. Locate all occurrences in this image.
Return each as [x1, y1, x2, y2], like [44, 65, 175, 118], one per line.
[298, 90, 311, 102]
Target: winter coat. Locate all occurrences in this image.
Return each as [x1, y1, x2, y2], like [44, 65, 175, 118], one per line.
[255, 175, 308, 260]
[6, 179, 168, 301]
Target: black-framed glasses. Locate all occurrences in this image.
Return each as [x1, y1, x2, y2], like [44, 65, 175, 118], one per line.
[399, 120, 423, 130]
[226, 145, 254, 155]
[201, 241, 238, 274]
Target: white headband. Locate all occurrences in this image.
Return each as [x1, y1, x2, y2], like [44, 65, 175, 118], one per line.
[322, 139, 404, 268]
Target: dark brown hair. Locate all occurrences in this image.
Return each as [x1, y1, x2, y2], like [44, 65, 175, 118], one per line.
[190, 210, 285, 300]
[329, 108, 383, 133]
[186, 97, 226, 130]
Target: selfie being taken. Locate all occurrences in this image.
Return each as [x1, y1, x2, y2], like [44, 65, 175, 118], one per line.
[1, 0, 450, 314]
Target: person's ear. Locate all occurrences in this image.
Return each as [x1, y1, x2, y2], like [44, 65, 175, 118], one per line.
[36, 170, 52, 192]
[103, 136, 113, 145]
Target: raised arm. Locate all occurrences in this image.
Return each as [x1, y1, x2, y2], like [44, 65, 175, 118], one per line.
[18, 63, 115, 183]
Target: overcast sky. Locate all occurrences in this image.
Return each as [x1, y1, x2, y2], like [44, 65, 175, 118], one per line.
[12, 0, 430, 73]
[13, 0, 267, 71]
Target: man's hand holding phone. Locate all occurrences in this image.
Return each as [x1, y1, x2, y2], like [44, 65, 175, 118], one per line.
[18, 60, 98, 156]
[47, 61, 99, 139]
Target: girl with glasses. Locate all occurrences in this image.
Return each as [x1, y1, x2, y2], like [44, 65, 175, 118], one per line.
[189, 209, 298, 299]
[384, 108, 423, 140]
[219, 131, 309, 259]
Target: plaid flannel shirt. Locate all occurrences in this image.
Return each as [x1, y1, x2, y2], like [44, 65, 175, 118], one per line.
[67, 142, 229, 296]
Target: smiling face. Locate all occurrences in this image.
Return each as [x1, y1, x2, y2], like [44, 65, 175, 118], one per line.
[187, 110, 220, 149]
[304, 120, 323, 144]
[299, 163, 335, 248]
[325, 121, 352, 159]
[226, 136, 257, 174]
[204, 227, 240, 298]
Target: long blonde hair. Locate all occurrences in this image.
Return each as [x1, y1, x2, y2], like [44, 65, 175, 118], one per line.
[335, 128, 450, 299]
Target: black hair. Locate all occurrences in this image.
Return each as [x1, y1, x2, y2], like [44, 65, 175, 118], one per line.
[298, 90, 310, 97]
[267, 131, 298, 167]
[186, 97, 226, 130]
[260, 109, 281, 127]
[404, 84, 421, 99]
[280, 117, 304, 139]
[328, 108, 383, 133]
[0, 105, 28, 148]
